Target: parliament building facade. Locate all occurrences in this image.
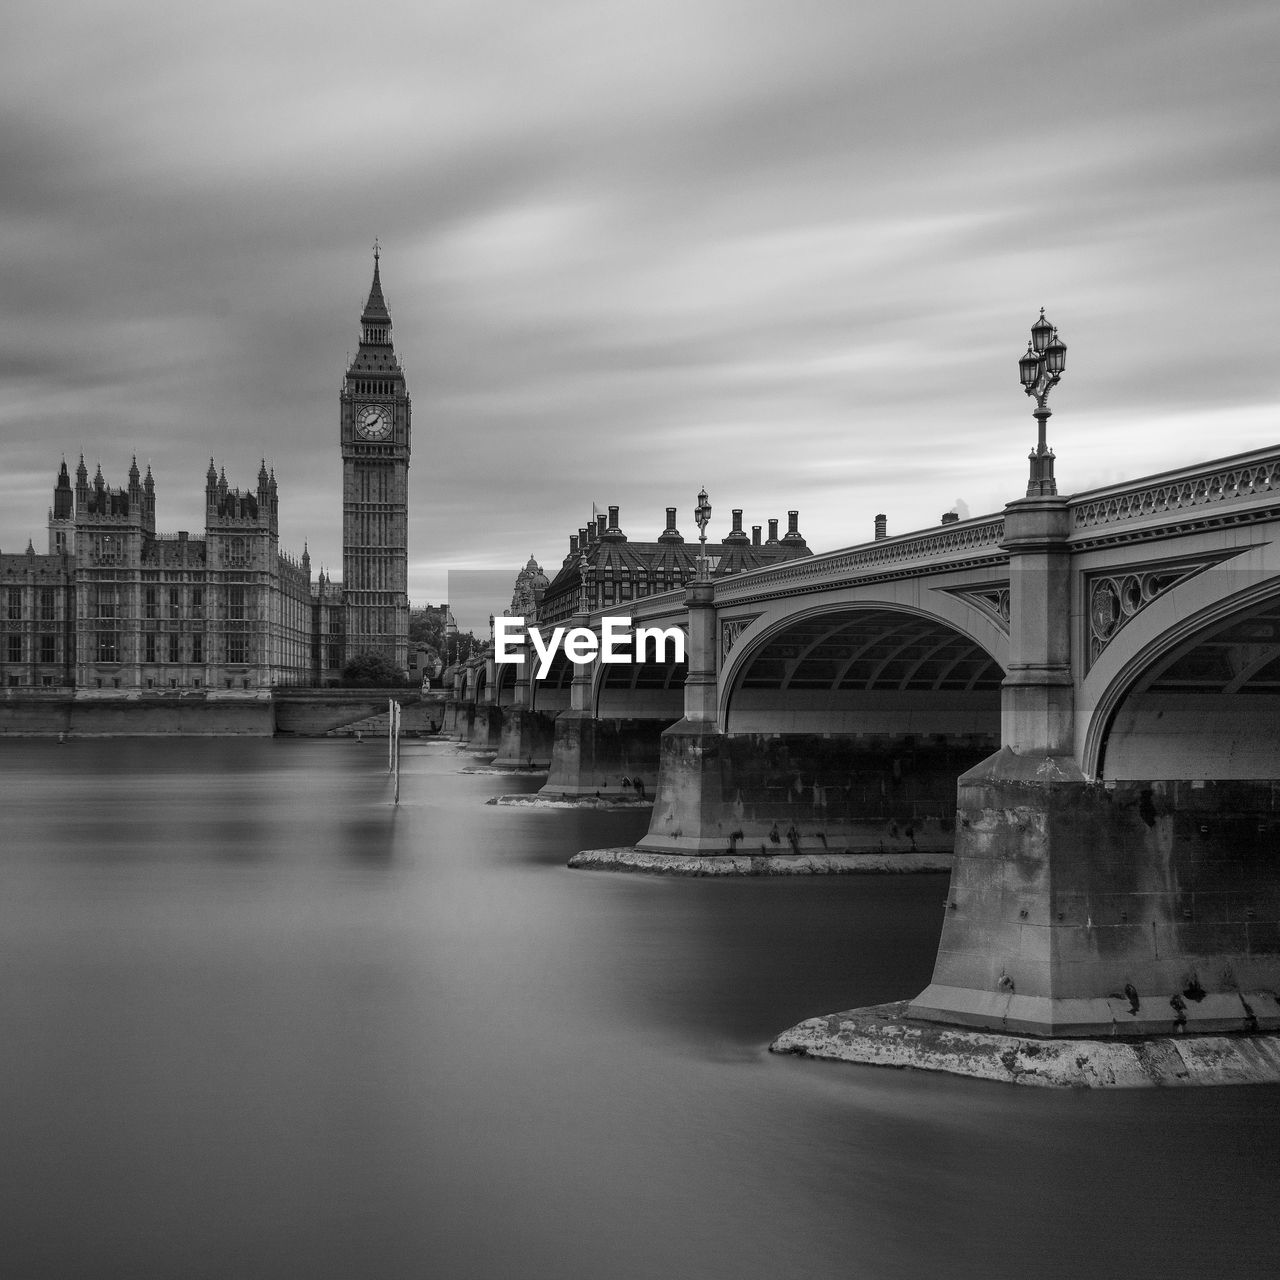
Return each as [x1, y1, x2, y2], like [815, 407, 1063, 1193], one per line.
[0, 255, 411, 694]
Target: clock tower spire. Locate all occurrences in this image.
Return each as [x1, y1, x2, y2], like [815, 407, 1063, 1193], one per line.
[340, 246, 411, 674]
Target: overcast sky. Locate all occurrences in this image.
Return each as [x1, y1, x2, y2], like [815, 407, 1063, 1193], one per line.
[3, 1, 1278, 609]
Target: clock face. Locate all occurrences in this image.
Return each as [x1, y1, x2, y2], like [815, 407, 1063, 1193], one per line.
[357, 404, 393, 440]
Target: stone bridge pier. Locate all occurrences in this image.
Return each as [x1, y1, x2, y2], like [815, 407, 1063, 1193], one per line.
[491, 640, 558, 769]
[909, 489, 1280, 1037]
[537, 616, 676, 796]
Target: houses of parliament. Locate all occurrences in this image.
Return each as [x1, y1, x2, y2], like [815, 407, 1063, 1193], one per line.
[0, 254, 411, 693]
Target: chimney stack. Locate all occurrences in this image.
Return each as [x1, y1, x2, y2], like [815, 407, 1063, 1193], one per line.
[659, 507, 682, 543]
[766, 519, 779, 544]
[874, 514, 887, 540]
[607, 505, 620, 530]
[783, 510, 804, 543]
[725, 508, 749, 544]
[570, 534, 579, 554]
[752, 525, 761, 547]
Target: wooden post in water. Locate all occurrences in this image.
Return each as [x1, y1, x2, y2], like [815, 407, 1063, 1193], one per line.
[390, 699, 402, 804]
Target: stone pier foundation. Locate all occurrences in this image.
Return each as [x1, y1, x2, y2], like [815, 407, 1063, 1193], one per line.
[441, 698, 460, 736]
[492, 708, 557, 769]
[542, 711, 670, 797]
[467, 703, 503, 751]
[908, 749, 1280, 1036]
[636, 724, 994, 857]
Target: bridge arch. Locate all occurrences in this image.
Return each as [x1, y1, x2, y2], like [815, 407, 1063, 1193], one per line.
[528, 649, 573, 714]
[1082, 561, 1280, 779]
[593, 653, 688, 719]
[720, 596, 1006, 737]
[493, 659, 517, 707]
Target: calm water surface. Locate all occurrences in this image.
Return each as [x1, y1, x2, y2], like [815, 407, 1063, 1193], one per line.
[2, 737, 1277, 1278]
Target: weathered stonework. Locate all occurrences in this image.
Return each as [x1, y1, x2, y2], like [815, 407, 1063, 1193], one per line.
[569, 846, 950, 874]
[636, 725, 993, 857]
[543, 710, 669, 797]
[908, 749, 1280, 1036]
[772, 1001, 1280, 1088]
[491, 707, 557, 770]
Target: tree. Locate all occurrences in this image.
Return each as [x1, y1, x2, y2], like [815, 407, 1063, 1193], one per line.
[341, 650, 408, 688]
[408, 604, 484, 667]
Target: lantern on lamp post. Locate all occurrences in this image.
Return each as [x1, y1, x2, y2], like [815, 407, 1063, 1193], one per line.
[1018, 308, 1068, 496]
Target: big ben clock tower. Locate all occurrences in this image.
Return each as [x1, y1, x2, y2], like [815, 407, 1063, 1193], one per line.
[340, 245, 411, 673]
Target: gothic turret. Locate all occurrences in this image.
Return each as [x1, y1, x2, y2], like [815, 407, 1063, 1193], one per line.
[48, 458, 75, 555]
[52, 458, 73, 520]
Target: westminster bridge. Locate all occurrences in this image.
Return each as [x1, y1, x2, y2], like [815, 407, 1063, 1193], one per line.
[445, 443, 1280, 1042]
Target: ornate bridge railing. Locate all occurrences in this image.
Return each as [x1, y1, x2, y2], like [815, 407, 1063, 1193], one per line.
[1070, 447, 1280, 531]
[712, 516, 1008, 603]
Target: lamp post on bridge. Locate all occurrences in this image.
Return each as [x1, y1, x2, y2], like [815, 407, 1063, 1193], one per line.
[694, 487, 712, 582]
[1018, 308, 1067, 497]
[576, 547, 592, 615]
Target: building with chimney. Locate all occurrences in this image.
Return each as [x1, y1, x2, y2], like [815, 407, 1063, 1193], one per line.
[538, 504, 811, 626]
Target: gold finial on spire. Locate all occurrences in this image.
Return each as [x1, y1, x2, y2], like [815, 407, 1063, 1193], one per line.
[373, 237, 381, 263]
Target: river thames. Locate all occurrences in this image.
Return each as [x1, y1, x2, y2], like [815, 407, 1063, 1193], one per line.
[3, 736, 1278, 1278]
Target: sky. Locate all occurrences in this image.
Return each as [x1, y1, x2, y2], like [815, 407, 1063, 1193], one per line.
[3, 0, 1278, 616]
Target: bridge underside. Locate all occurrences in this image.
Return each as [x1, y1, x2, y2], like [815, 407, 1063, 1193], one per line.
[1103, 594, 1280, 778]
[640, 608, 1003, 855]
[729, 608, 1003, 734]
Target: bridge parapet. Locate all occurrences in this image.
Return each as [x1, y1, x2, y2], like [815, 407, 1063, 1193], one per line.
[1069, 445, 1280, 541]
[711, 515, 1007, 602]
